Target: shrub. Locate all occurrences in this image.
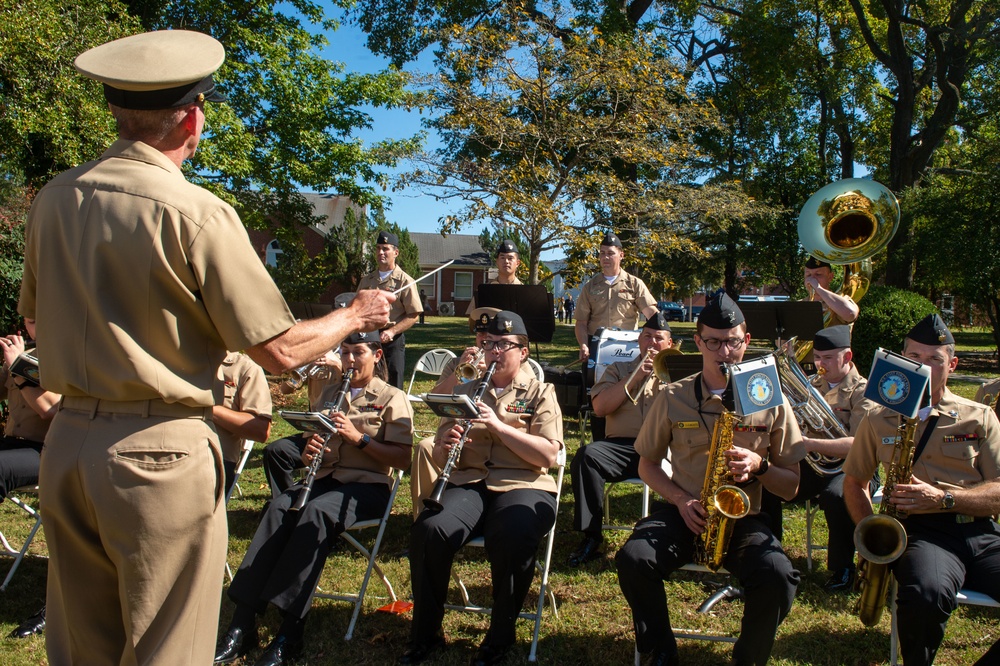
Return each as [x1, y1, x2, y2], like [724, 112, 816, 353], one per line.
[852, 285, 939, 374]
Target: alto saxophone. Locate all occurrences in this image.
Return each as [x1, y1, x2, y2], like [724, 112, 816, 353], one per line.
[853, 415, 918, 626]
[694, 369, 751, 571]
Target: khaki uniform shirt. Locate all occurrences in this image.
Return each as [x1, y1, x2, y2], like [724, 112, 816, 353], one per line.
[812, 364, 869, 435]
[215, 352, 272, 463]
[634, 373, 805, 514]
[576, 270, 657, 336]
[466, 275, 523, 315]
[844, 389, 1000, 513]
[0, 353, 50, 442]
[314, 375, 413, 486]
[592, 358, 668, 439]
[974, 377, 1000, 405]
[357, 265, 422, 329]
[19, 140, 296, 407]
[306, 371, 338, 411]
[435, 367, 563, 493]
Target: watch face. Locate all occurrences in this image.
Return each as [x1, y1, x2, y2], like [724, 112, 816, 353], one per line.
[943, 493, 955, 509]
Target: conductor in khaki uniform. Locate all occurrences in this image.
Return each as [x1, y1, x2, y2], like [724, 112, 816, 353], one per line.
[843, 314, 1000, 666]
[357, 230, 423, 389]
[18, 30, 393, 666]
[567, 311, 674, 567]
[215, 351, 273, 496]
[466, 239, 522, 316]
[574, 232, 658, 361]
[616, 293, 804, 666]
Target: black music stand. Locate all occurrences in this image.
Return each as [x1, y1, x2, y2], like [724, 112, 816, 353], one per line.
[477, 284, 555, 343]
[664, 354, 706, 382]
[740, 301, 824, 346]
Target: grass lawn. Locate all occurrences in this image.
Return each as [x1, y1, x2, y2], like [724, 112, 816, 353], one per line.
[0, 317, 996, 665]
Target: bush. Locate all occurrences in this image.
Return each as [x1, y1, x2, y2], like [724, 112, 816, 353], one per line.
[852, 285, 939, 374]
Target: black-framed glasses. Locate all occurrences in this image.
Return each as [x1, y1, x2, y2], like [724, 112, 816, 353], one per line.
[699, 337, 746, 351]
[484, 340, 525, 353]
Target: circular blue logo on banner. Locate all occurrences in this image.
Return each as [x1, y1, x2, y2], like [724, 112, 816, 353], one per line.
[746, 372, 774, 407]
[878, 371, 909, 405]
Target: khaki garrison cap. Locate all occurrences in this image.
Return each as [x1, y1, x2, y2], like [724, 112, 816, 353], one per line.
[75, 30, 226, 110]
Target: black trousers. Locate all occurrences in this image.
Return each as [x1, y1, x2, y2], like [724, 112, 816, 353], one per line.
[227, 476, 389, 621]
[760, 461, 857, 570]
[263, 433, 309, 498]
[383, 333, 406, 390]
[0, 436, 42, 499]
[892, 514, 1000, 666]
[409, 482, 557, 648]
[616, 505, 799, 666]
[570, 437, 639, 536]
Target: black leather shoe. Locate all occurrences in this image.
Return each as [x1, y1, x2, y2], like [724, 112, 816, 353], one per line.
[470, 642, 510, 666]
[253, 634, 303, 666]
[214, 626, 258, 664]
[640, 649, 678, 666]
[398, 635, 445, 664]
[7, 606, 45, 639]
[567, 536, 604, 567]
[823, 567, 855, 592]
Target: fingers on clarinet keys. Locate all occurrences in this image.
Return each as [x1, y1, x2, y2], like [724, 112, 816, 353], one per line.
[214, 626, 258, 664]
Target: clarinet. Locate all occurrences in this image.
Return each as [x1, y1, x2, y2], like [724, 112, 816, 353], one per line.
[423, 361, 497, 511]
[290, 368, 354, 511]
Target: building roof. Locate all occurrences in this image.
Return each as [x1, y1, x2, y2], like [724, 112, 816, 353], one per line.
[300, 192, 366, 236]
[410, 232, 491, 268]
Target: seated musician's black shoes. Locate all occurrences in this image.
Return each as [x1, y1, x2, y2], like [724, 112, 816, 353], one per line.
[7, 605, 45, 639]
[823, 566, 855, 592]
[469, 641, 511, 666]
[640, 649, 679, 666]
[567, 535, 604, 567]
[214, 625, 258, 664]
[253, 634, 303, 666]
[398, 634, 445, 664]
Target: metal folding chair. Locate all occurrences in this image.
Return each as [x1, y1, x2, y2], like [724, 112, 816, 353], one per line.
[405, 349, 457, 405]
[1, 485, 43, 591]
[225, 439, 255, 503]
[313, 468, 405, 640]
[804, 499, 827, 572]
[445, 448, 566, 662]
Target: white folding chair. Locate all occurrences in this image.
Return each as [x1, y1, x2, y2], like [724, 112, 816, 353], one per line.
[603, 478, 651, 531]
[225, 439, 255, 503]
[445, 447, 566, 662]
[888, 578, 999, 665]
[406, 349, 457, 404]
[313, 468, 405, 640]
[1, 485, 43, 592]
[526, 358, 545, 382]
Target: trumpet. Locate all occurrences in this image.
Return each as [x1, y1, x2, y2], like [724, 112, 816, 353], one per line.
[284, 362, 328, 390]
[624, 343, 682, 404]
[291, 368, 353, 511]
[456, 347, 486, 383]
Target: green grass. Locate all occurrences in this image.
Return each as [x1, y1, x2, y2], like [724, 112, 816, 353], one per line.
[0, 316, 996, 665]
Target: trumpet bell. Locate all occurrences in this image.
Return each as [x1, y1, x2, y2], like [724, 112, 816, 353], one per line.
[798, 179, 900, 266]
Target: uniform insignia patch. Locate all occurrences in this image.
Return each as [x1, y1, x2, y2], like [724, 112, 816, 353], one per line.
[505, 399, 534, 414]
[943, 434, 979, 443]
[675, 421, 700, 429]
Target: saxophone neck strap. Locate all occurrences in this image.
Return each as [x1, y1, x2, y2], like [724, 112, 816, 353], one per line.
[911, 415, 940, 464]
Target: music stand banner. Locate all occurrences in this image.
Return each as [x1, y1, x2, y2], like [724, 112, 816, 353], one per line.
[863, 348, 930, 419]
[729, 355, 784, 417]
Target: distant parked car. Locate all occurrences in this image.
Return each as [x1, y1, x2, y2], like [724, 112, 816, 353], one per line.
[656, 301, 686, 322]
[688, 305, 704, 322]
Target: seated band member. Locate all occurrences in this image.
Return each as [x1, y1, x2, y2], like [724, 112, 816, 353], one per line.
[974, 376, 1000, 405]
[843, 314, 1000, 666]
[410, 307, 498, 520]
[401, 311, 563, 666]
[215, 332, 413, 666]
[567, 311, 674, 566]
[803, 257, 859, 326]
[1, 319, 61, 640]
[616, 293, 804, 666]
[263, 349, 340, 497]
[214, 351, 272, 496]
[760, 325, 870, 591]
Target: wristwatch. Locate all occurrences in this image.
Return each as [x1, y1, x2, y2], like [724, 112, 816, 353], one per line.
[358, 434, 372, 449]
[754, 458, 770, 477]
[941, 491, 955, 510]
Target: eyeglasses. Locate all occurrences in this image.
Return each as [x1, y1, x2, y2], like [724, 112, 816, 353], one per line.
[699, 337, 746, 351]
[484, 340, 525, 353]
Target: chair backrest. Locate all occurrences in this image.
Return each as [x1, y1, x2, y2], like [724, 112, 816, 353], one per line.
[526, 358, 545, 383]
[407, 349, 457, 396]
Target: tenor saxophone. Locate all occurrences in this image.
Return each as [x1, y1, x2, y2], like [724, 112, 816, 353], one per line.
[853, 415, 918, 626]
[694, 370, 751, 571]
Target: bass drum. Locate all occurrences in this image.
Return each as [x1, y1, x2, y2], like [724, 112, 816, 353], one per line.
[588, 327, 641, 385]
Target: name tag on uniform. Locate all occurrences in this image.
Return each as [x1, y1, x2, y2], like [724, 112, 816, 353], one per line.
[943, 434, 979, 443]
[735, 425, 767, 433]
[506, 400, 534, 415]
[675, 421, 700, 429]
[881, 436, 896, 445]
[358, 405, 384, 413]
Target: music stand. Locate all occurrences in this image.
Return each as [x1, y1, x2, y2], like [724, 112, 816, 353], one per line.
[477, 284, 555, 342]
[664, 354, 705, 382]
[740, 301, 824, 346]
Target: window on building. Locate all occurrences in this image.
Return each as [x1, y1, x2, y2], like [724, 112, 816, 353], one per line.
[454, 272, 473, 299]
[265, 239, 282, 267]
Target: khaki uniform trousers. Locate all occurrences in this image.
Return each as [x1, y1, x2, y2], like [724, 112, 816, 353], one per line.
[40, 399, 227, 666]
[410, 437, 440, 520]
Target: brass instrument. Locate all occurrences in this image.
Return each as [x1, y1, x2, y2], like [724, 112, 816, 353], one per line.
[455, 347, 486, 383]
[291, 368, 354, 511]
[624, 343, 682, 405]
[694, 366, 751, 572]
[773, 338, 848, 476]
[424, 361, 498, 511]
[853, 415, 918, 626]
[285, 362, 328, 390]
